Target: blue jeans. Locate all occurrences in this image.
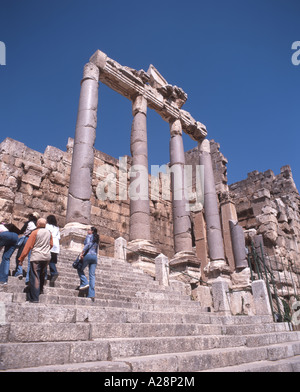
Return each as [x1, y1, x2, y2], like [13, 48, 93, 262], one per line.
[15, 236, 28, 277]
[77, 254, 97, 298]
[25, 251, 32, 284]
[27, 260, 48, 303]
[0, 232, 19, 283]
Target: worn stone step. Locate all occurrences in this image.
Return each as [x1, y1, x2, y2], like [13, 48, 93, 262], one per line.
[90, 323, 222, 339]
[106, 332, 300, 359]
[0, 292, 207, 314]
[0, 285, 198, 308]
[1, 303, 282, 328]
[0, 340, 110, 370]
[3, 303, 212, 325]
[113, 342, 300, 372]
[1, 289, 192, 307]
[2, 361, 131, 373]
[202, 355, 300, 372]
[2, 331, 298, 370]
[0, 314, 300, 344]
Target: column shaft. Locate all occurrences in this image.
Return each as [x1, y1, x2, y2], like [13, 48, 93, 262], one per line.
[199, 139, 225, 261]
[129, 95, 151, 241]
[169, 119, 193, 254]
[66, 63, 99, 225]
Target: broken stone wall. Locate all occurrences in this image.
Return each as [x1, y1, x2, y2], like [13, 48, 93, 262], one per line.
[229, 166, 300, 305]
[230, 166, 300, 267]
[0, 137, 175, 258]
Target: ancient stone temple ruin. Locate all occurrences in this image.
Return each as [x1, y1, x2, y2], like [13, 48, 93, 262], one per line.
[0, 50, 300, 372]
[1, 50, 300, 317]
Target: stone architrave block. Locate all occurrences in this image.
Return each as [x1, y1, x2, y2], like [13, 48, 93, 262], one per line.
[252, 280, 272, 316]
[211, 278, 231, 315]
[155, 254, 170, 287]
[114, 237, 127, 262]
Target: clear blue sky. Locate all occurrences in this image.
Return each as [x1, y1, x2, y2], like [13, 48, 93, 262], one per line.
[0, 0, 299, 190]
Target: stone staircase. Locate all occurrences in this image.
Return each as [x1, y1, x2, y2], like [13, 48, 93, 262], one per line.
[0, 249, 300, 372]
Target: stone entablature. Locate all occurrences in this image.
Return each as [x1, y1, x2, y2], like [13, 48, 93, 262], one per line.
[90, 51, 207, 142]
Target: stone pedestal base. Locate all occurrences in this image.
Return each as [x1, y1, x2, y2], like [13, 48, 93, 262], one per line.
[211, 278, 232, 315]
[231, 267, 252, 289]
[60, 222, 90, 253]
[126, 240, 160, 278]
[169, 251, 201, 285]
[204, 259, 231, 283]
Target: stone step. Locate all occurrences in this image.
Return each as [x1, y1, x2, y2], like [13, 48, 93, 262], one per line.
[1, 287, 197, 308]
[105, 332, 300, 359]
[2, 249, 300, 373]
[0, 292, 207, 313]
[1, 331, 299, 370]
[9, 267, 157, 283]
[2, 361, 131, 373]
[112, 341, 300, 372]
[201, 355, 300, 372]
[0, 337, 300, 372]
[1, 302, 277, 327]
[6, 355, 300, 373]
[4, 278, 190, 302]
[3, 320, 294, 345]
[3, 303, 212, 325]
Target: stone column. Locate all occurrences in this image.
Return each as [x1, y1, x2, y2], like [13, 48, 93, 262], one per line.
[229, 220, 248, 269]
[66, 62, 99, 225]
[169, 119, 199, 275]
[169, 119, 193, 254]
[220, 196, 238, 272]
[199, 139, 229, 279]
[127, 95, 159, 275]
[129, 95, 151, 242]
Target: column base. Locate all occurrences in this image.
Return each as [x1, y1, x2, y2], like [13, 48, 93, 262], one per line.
[231, 267, 252, 289]
[169, 251, 201, 285]
[60, 222, 90, 253]
[204, 259, 231, 283]
[126, 240, 160, 278]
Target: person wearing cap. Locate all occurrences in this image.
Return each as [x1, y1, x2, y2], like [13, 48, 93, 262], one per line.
[0, 223, 19, 286]
[19, 218, 53, 303]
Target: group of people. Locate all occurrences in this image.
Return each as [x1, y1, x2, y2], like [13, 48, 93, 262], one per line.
[0, 213, 99, 303]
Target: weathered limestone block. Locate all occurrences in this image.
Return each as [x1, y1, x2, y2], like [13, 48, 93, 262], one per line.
[22, 171, 42, 188]
[230, 291, 255, 316]
[211, 278, 231, 315]
[231, 267, 251, 288]
[0, 187, 15, 200]
[155, 254, 169, 286]
[252, 280, 272, 316]
[114, 237, 127, 262]
[192, 285, 213, 309]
